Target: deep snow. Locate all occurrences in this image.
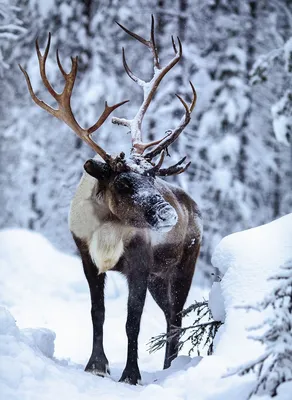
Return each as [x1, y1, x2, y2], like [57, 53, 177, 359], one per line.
[1, 213, 292, 399]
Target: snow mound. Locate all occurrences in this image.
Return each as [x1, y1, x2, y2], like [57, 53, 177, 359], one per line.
[0, 307, 55, 394]
[0, 306, 146, 400]
[212, 213, 292, 366]
[21, 328, 56, 359]
[0, 307, 19, 337]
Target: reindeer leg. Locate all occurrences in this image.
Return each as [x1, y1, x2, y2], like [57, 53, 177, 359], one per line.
[164, 242, 200, 368]
[148, 275, 179, 369]
[157, 272, 192, 369]
[119, 271, 148, 384]
[119, 238, 150, 385]
[85, 272, 109, 376]
[164, 285, 184, 369]
[149, 241, 200, 369]
[73, 236, 109, 376]
[148, 276, 174, 369]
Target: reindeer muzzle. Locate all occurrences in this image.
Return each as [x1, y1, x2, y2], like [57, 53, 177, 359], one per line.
[146, 202, 178, 232]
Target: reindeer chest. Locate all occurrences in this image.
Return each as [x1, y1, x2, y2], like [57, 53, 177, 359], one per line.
[88, 223, 130, 273]
[71, 201, 138, 274]
[71, 210, 133, 274]
[69, 175, 127, 273]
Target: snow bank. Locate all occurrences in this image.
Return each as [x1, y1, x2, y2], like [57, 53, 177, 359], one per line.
[0, 306, 146, 400]
[1, 215, 291, 399]
[0, 307, 55, 396]
[0, 305, 248, 400]
[212, 213, 292, 367]
[0, 228, 90, 362]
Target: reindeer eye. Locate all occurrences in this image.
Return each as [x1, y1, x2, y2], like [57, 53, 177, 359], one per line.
[114, 177, 133, 193]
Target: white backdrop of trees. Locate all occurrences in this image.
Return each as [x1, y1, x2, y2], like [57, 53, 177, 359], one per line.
[0, 0, 291, 283]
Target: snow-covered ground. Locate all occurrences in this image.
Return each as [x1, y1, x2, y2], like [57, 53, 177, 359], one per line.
[1, 213, 292, 399]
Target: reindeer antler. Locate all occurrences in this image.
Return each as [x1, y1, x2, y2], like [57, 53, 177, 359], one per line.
[112, 16, 197, 176]
[20, 23, 196, 177]
[145, 82, 197, 161]
[112, 16, 183, 154]
[19, 33, 128, 165]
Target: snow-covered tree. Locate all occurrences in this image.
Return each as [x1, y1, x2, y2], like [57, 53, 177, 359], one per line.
[249, 0, 292, 217]
[235, 259, 292, 398]
[0, 0, 25, 75]
[1, 0, 291, 283]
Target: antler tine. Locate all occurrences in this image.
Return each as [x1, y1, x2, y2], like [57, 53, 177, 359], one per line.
[122, 48, 140, 84]
[88, 100, 129, 134]
[112, 16, 183, 155]
[150, 14, 159, 69]
[56, 48, 67, 78]
[171, 36, 177, 54]
[133, 130, 173, 154]
[169, 156, 187, 168]
[144, 150, 166, 176]
[20, 33, 128, 164]
[144, 81, 197, 160]
[157, 159, 191, 177]
[155, 149, 166, 169]
[189, 80, 197, 112]
[171, 36, 182, 57]
[115, 20, 149, 46]
[19, 63, 59, 117]
[35, 33, 59, 100]
[116, 15, 159, 68]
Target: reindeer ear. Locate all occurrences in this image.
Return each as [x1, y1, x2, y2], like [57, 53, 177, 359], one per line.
[84, 159, 111, 181]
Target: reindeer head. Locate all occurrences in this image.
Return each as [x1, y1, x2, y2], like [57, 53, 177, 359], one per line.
[83, 157, 177, 231]
[20, 16, 196, 232]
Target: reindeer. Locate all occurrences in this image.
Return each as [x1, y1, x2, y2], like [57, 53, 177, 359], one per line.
[20, 17, 203, 385]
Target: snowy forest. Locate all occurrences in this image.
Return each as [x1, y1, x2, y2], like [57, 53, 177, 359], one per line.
[1, 0, 292, 399]
[1, 0, 291, 282]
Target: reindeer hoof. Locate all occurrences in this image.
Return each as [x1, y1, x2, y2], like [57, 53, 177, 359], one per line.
[85, 360, 110, 377]
[119, 369, 141, 385]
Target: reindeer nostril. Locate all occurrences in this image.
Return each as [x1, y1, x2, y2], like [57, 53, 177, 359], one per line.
[148, 194, 162, 208]
[158, 205, 178, 223]
[145, 206, 158, 220]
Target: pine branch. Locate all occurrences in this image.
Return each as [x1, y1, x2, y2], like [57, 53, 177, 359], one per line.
[148, 300, 223, 356]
